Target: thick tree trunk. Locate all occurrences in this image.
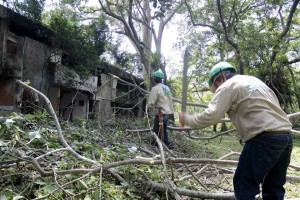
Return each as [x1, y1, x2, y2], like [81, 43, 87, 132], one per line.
[142, 0, 152, 90]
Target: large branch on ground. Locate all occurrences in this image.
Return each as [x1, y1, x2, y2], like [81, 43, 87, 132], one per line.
[126, 128, 236, 141]
[291, 130, 300, 135]
[288, 112, 300, 122]
[289, 164, 300, 171]
[286, 176, 300, 183]
[157, 138, 181, 199]
[20, 156, 239, 177]
[176, 152, 240, 182]
[16, 80, 98, 165]
[185, 129, 237, 140]
[139, 178, 235, 199]
[126, 111, 300, 133]
[143, 109, 181, 199]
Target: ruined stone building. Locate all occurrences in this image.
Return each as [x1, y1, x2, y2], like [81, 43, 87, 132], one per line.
[0, 5, 145, 122]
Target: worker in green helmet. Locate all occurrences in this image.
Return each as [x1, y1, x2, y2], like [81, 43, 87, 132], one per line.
[179, 61, 292, 200]
[147, 69, 174, 149]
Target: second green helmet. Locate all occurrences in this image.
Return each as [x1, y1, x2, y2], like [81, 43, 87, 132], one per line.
[208, 62, 236, 86]
[152, 69, 164, 79]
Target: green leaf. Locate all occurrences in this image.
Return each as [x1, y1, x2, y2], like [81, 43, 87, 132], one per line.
[78, 180, 88, 190]
[91, 190, 100, 199]
[83, 195, 92, 200]
[42, 185, 58, 193]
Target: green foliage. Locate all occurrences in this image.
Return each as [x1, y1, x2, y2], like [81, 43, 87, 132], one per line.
[5, 0, 45, 21]
[151, 52, 166, 70]
[105, 43, 136, 73]
[183, 0, 300, 110]
[45, 8, 108, 77]
[1, 112, 300, 199]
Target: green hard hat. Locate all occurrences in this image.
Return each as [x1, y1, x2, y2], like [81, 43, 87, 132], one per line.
[152, 69, 164, 79]
[208, 62, 236, 86]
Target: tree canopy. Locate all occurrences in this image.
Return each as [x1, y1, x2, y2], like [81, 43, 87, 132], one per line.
[182, 0, 300, 111]
[6, 0, 299, 111]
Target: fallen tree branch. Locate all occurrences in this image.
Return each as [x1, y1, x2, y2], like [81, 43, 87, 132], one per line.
[126, 127, 237, 141]
[288, 112, 300, 122]
[16, 80, 98, 165]
[286, 175, 300, 183]
[289, 164, 300, 171]
[184, 129, 237, 140]
[140, 178, 235, 199]
[291, 129, 300, 135]
[144, 107, 181, 199]
[18, 156, 238, 176]
[176, 152, 240, 182]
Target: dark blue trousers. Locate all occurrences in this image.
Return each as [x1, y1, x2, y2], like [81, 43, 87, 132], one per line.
[234, 132, 293, 200]
[153, 114, 169, 146]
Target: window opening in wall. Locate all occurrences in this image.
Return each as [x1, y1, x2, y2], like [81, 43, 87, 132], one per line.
[6, 40, 17, 54]
[0, 78, 14, 107]
[79, 100, 84, 106]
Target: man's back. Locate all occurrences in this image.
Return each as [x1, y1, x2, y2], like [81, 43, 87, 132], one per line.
[148, 83, 174, 115]
[220, 75, 292, 141]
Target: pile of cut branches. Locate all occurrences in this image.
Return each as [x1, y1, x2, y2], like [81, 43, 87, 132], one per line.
[0, 80, 300, 199]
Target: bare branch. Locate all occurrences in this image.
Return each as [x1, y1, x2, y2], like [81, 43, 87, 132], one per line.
[283, 58, 300, 65]
[216, 0, 239, 52]
[139, 178, 235, 199]
[16, 80, 98, 165]
[99, 0, 143, 54]
[184, 0, 222, 33]
[288, 112, 300, 122]
[269, 0, 300, 66]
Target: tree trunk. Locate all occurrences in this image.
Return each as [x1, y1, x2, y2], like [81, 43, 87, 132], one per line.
[142, 0, 152, 90]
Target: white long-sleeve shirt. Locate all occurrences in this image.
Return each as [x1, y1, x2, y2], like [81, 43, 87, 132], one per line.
[147, 83, 174, 115]
[185, 75, 292, 142]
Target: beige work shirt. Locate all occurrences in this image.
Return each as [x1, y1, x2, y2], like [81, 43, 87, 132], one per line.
[147, 83, 174, 115]
[185, 75, 292, 142]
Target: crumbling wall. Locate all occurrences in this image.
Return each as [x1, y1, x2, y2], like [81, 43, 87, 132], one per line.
[59, 91, 90, 121]
[0, 18, 7, 71]
[96, 73, 114, 123]
[22, 36, 52, 95]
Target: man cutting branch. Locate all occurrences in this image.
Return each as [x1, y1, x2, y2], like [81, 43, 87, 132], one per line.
[179, 61, 293, 200]
[147, 69, 174, 149]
